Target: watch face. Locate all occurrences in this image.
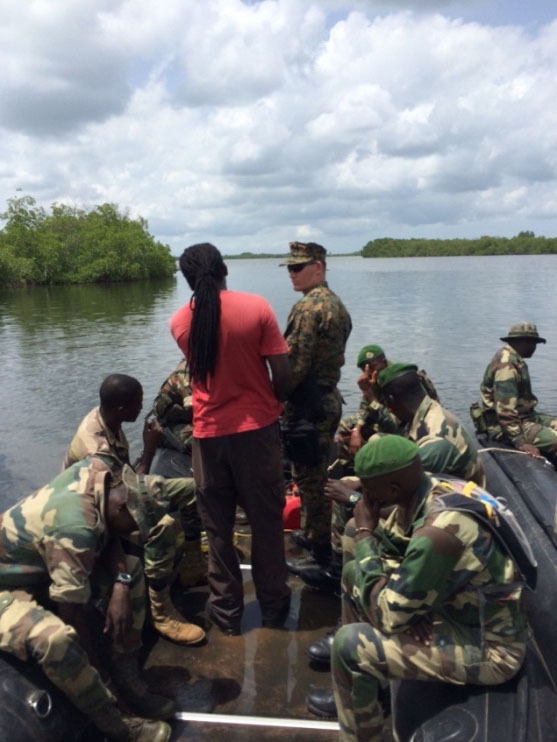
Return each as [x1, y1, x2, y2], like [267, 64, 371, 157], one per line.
[115, 572, 133, 585]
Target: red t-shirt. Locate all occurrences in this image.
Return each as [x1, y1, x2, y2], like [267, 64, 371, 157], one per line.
[169, 290, 288, 438]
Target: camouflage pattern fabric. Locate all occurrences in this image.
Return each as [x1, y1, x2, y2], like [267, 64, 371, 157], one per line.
[63, 406, 131, 470]
[63, 406, 199, 587]
[407, 396, 485, 486]
[481, 343, 557, 453]
[284, 282, 351, 545]
[152, 358, 194, 450]
[333, 473, 527, 742]
[284, 282, 352, 390]
[0, 459, 146, 719]
[290, 390, 343, 545]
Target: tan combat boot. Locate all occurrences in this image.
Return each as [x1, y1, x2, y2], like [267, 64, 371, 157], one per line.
[89, 702, 172, 741]
[149, 585, 206, 645]
[109, 650, 176, 720]
[178, 538, 208, 588]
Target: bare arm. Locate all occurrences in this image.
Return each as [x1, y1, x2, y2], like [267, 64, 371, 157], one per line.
[266, 353, 292, 402]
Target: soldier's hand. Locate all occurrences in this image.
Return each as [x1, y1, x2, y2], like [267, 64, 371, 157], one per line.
[349, 427, 364, 456]
[517, 442, 542, 459]
[405, 616, 433, 646]
[104, 583, 133, 645]
[354, 497, 380, 533]
[143, 418, 163, 452]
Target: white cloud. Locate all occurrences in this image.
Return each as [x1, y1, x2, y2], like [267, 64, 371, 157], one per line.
[1, 0, 557, 254]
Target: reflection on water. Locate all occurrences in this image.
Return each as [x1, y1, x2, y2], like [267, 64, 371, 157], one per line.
[2, 255, 557, 506]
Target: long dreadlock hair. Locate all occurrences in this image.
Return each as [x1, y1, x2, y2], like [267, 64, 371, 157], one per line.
[179, 243, 228, 387]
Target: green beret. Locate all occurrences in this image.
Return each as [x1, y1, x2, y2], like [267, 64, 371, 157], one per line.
[377, 362, 418, 389]
[354, 434, 420, 479]
[356, 344, 385, 368]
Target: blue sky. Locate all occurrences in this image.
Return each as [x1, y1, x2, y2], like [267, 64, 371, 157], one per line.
[1, 0, 556, 254]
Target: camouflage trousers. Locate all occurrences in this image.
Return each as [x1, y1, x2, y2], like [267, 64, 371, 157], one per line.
[288, 390, 342, 546]
[331, 477, 360, 559]
[129, 475, 199, 588]
[333, 558, 526, 741]
[488, 412, 557, 458]
[0, 554, 145, 720]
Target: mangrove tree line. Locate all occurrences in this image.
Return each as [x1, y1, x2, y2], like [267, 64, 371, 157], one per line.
[361, 233, 557, 257]
[0, 195, 176, 287]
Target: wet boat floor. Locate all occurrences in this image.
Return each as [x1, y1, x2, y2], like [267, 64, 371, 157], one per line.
[142, 530, 343, 741]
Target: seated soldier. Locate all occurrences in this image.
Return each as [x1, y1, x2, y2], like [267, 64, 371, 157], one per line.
[308, 436, 527, 738]
[305, 362, 483, 663]
[64, 373, 205, 645]
[298, 356, 440, 594]
[0, 457, 174, 742]
[478, 322, 557, 462]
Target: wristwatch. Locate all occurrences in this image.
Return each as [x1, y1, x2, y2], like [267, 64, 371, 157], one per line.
[114, 572, 133, 587]
[348, 492, 362, 506]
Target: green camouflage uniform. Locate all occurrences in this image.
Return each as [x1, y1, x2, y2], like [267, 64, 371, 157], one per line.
[63, 407, 196, 589]
[333, 473, 527, 742]
[0, 458, 145, 719]
[481, 344, 557, 455]
[284, 282, 352, 547]
[408, 396, 485, 486]
[152, 358, 194, 451]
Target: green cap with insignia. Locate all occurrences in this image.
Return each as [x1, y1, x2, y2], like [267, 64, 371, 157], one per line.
[354, 434, 420, 479]
[279, 241, 327, 266]
[500, 322, 546, 344]
[356, 344, 385, 368]
[377, 362, 418, 389]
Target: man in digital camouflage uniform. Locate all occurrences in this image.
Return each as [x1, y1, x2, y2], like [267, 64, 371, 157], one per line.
[281, 241, 352, 571]
[64, 373, 205, 645]
[309, 435, 527, 740]
[0, 457, 174, 742]
[480, 322, 557, 462]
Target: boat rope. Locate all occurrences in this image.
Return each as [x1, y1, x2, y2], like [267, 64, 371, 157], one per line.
[478, 447, 554, 468]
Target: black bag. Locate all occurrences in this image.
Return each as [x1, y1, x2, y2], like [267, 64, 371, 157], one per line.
[282, 418, 320, 466]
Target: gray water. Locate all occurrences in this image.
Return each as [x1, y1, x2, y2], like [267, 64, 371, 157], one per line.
[2, 254, 557, 507]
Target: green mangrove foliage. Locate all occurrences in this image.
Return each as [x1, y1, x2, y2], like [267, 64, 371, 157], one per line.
[361, 233, 557, 257]
[0, 195, 176, 287]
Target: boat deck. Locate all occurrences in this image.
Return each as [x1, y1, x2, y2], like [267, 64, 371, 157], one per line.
[142, 533, 347, 741]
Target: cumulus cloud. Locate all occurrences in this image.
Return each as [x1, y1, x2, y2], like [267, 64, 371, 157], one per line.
[0, 0, 556, 253]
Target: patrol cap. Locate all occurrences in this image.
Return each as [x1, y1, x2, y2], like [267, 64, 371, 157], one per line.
[377, 362, 418, 389]
[120, 465, 157, 539]
[355, 434, 420, 479]
[356, 344, 385, 368]
[279, 241, 327, 266]
[500, 322, 546, 344]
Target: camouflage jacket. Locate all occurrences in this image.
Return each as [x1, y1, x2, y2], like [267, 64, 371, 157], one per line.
[63, 406, 130, 471]
[0, 458, 111, 604]
[284, 282, 352, 392]
[480, 344, 538, 445]
[408, 396, 485, 486]
[152, 358, 194, 448]
[352, 474, 526, 645]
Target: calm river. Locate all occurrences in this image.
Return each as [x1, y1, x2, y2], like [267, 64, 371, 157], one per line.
[2, 254, 557, 507]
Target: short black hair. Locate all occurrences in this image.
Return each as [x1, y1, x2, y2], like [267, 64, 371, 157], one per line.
[99, 374, 142, 409]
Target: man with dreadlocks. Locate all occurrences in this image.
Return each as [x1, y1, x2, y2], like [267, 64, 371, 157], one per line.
[169, 243, 292, 635]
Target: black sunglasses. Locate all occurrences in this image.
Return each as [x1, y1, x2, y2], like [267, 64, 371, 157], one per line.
[287, 261, 316, 274]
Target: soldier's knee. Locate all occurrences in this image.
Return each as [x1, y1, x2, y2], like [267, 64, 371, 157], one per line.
[332, 623, 370, 670]
[31, 619, 82, 669]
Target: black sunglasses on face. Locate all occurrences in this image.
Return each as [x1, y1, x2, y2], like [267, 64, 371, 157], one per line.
[287, 261, 316, 273]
